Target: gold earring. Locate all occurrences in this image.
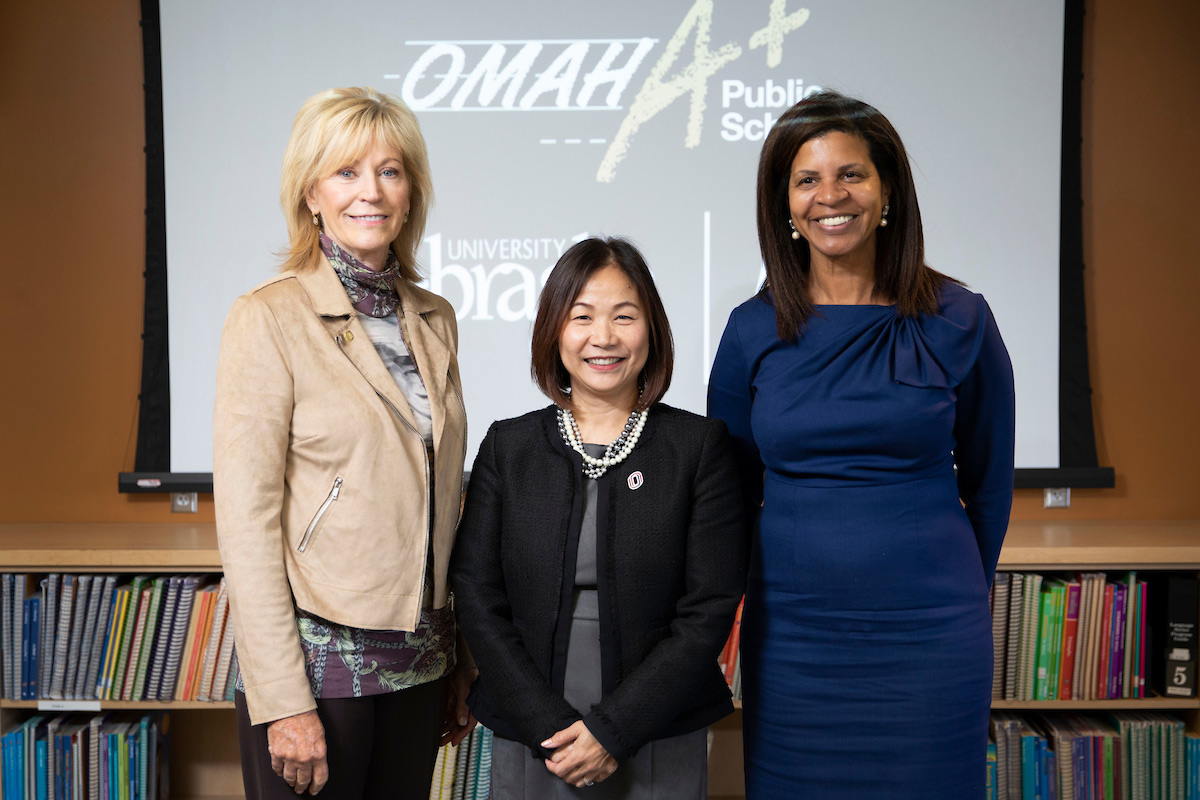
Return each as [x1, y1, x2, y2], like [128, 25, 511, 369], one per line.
[311, 212, 320, 227]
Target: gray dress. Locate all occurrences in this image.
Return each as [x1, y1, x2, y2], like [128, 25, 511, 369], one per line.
[490, 444, 708, 799]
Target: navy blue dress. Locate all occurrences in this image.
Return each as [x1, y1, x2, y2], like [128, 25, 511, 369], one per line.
[707, 282, 1015, 798]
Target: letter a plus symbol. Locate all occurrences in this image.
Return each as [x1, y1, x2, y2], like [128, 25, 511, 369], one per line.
[749, 0, 811, 68]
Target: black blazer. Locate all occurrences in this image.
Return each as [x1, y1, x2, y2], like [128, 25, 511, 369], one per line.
[450, 404, 748, 763]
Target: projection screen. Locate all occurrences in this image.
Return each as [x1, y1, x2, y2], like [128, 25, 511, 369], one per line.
[160, 0, 1064, 473]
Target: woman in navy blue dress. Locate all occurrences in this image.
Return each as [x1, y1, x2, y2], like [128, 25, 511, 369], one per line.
[708, 91, 1015, 798]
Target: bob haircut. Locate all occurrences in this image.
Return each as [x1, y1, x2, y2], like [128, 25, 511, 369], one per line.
[531, 237, 674, 412]
[756, 90, 948, 340]
[279, 87, 433, 282]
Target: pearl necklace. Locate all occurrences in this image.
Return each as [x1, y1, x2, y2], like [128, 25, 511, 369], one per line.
[556, 406, 648, 479]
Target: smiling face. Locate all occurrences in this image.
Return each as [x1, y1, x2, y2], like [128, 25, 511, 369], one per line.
[306, 140, 410, 271]
[558, 264, 651, 413]
[788, 130, 889, 273]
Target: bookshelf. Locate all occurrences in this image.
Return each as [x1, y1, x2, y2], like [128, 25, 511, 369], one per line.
[0, 522, 241, 800]
[3, 519, 1199, 800]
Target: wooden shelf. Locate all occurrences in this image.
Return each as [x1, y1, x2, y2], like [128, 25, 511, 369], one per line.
[999, 519, 1200, 569]
[0, 522, 222, 571]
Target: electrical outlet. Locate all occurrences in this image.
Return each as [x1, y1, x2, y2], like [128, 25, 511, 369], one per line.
[171, 492, 198, 513]
[1043, 487, 1071, 509]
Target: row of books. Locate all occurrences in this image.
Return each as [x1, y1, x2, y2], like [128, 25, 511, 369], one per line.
[989, 711, 1198, 800]
[0, 712, 168, 800]
[992, 572, 1153, 702]
[430, 724, 494, 800]
[0, 573, 236, 703]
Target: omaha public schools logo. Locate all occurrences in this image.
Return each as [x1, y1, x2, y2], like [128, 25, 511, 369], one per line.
[627, 471, 644, 490]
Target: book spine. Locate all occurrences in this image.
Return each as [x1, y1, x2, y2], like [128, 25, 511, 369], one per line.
[1035, 587, 1055, 700]
[133, 578, 167, 701]
[62, 575, 91, 700]
[1095, 584, 1114, 700]
[83, 577, 116, 700]
[71, 576, 102, 700]
[197, 580, 230, 701]
[1165, 575, 1200, 697]
[3, 573, 15, 699]
[121, 587, 153, 701]
[46, 575, 75, 700]
[102, 588, 131, 700]
[1109, 584, 1127, 699]
[1138, 580, 1148, 698]
[1049, 584, 1066, 700]
[1005, 573, 1025, 701]
[991, 573, 1011, 700]
[22, 594, 33, 701]
[147, 577, 180, 700]
[1058, 582, 1081, 700]
[162, 580, 197, 700]
[111, 576, 149, 700]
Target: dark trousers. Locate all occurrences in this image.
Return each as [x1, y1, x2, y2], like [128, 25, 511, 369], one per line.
[235, 678, 448, 800]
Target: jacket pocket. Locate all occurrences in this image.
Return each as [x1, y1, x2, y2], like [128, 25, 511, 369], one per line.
[298, 476, 342, 553]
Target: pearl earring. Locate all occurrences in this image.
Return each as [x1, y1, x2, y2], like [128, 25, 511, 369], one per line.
[879, 205, 889, 228]
[788, 218, 800, 240]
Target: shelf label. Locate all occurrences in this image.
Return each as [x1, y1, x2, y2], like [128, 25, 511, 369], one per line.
[37, 700, 102, 711]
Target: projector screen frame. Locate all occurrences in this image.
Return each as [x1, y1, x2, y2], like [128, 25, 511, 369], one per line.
[120, 0, 1113, 494]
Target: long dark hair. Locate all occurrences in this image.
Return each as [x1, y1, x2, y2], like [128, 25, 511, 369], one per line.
[756, 90, 948, 340]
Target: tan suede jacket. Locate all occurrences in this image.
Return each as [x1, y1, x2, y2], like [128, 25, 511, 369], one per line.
[213, 262, 466, 725]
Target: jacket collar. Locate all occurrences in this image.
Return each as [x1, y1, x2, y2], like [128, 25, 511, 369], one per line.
[293, 259, 453, 441]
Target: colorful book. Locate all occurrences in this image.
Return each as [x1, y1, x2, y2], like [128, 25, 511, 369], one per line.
[1109, 583, 1127, 699]
[179, 584, 218, 701]
[196, 578, 230, 701]
[1034, 585, 1056, 700]
[131, 577, 168, 701]
[121, 586, 154, 701]
[110, 575, 150, 701]
[83, 575, 116, 701]
[1058, 579, 1082, 700]
[99, 583, 132, 700]
[1096, 583, 1115, 700]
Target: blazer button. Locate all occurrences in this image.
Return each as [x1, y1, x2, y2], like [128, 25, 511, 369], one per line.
[343, 331, 355, 343]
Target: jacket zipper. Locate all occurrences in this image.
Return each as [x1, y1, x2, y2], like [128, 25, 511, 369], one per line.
[298, 476, 342, 552]
[335, 336, 434, 603]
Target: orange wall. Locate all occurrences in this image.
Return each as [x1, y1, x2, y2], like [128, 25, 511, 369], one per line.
[1, 0, 1197, 524]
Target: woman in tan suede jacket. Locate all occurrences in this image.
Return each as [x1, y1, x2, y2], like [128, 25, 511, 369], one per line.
[214, 87, 472, 800]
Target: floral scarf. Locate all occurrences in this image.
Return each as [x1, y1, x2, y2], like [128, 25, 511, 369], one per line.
[320, 231, 402, 317]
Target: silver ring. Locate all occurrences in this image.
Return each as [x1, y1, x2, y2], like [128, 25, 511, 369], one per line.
[584, 779, 595, 786]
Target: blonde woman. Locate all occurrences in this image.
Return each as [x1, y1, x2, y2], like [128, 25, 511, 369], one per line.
[215, 87, 473, 799]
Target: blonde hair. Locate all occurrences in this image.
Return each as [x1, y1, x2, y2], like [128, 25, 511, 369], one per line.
[279, 87, 432, 280]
